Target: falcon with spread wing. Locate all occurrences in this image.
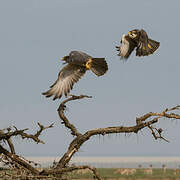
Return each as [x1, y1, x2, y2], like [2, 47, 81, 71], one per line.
[116, 29, 160, 59]
[42, 51, 108, 100]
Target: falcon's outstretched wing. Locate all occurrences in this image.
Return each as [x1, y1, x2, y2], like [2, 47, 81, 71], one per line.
[116, 35, 136, 59]
[136, 30, 160, 56]
[42, 64, 86, 100]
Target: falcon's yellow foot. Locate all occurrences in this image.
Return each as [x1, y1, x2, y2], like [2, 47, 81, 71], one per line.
[148, 43, 152, 49]
[85, 59, 92, 70]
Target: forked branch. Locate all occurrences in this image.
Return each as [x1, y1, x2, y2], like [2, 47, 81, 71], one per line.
[1, 95, 179, 180]
[57, 95, 92, 136]
[0, 123, 54, 144]
[55, 95, 180, 172]
[0, 123, 54, 175]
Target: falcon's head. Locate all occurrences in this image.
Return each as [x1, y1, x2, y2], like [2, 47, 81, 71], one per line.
[128, 29, 140, 39]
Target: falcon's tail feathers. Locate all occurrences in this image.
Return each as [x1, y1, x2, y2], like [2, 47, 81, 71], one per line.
[87, 58, 108, 76]
[136, 39, 160, 57]
[147, 39, 160, 54]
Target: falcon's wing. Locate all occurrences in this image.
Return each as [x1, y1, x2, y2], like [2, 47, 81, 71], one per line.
[116, 35, 136, 59]
[136, 30, 160, 56]
[42, 64, 86, 100]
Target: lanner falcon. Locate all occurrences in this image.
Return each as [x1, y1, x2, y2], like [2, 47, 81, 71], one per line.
[116, 29, 160, 59]
[42, 51, 108, 100]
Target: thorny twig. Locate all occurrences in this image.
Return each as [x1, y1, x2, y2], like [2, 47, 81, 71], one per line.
[0, 123, 54, 144]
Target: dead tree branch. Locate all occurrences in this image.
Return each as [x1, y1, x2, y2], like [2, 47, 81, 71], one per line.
[1, 95, 179, 180]
[57, 95, 92, 136]
[0, 130, 15, 154]
[136, 105, 180, 124]
[148, 125, 169, 142]
[0, 123, 54, 175]
[0, 123, 54, 144]
[55, 95, 180, 171]
[0, 145, 40, 175]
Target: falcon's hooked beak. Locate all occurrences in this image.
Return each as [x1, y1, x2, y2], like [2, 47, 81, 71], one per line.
[61, 56, 69, 61]
[128, 31, 132, 36]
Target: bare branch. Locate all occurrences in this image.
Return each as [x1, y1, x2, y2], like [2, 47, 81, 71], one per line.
[0, 128, 28, 141]
[57, 94, 92, 136]
[1, 95, 179, 179]
[136, 105, 180, 125]
[34, 122, 54, 137]
[0, 145, 40, 175]
[55, 95, 180, 169]
[0, 123, 54, 144]
[148, 125, 169, 142]
[0, 130, 15, 154]
[0, 123, 54, 175]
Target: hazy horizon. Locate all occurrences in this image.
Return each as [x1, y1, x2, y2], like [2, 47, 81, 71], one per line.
[18, 156, 180, 168]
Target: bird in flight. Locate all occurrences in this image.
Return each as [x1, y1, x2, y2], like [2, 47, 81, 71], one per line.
[116, 29, 160, 59]
[42, 51, 108, 100]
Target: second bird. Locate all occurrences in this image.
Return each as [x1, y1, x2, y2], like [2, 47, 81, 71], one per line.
[42, 51, 108, 100]
[116, 29, 160, 59]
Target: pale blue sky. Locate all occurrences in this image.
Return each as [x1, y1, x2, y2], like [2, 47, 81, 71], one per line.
[0, 0, 180, 156]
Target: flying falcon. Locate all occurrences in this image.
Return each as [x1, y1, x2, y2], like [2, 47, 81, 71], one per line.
[42, 51, 108, 100]
[116, 29, 160, 59]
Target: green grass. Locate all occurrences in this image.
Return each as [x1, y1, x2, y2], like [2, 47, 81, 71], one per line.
[1, 168, 180, 179]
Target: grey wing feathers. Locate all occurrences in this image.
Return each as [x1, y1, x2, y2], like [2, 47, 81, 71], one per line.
[42, 64, 86, 100]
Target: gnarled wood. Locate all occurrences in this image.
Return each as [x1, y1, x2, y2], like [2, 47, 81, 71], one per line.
[55, 95, 180, 173]
[1, 95, 180, 180]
